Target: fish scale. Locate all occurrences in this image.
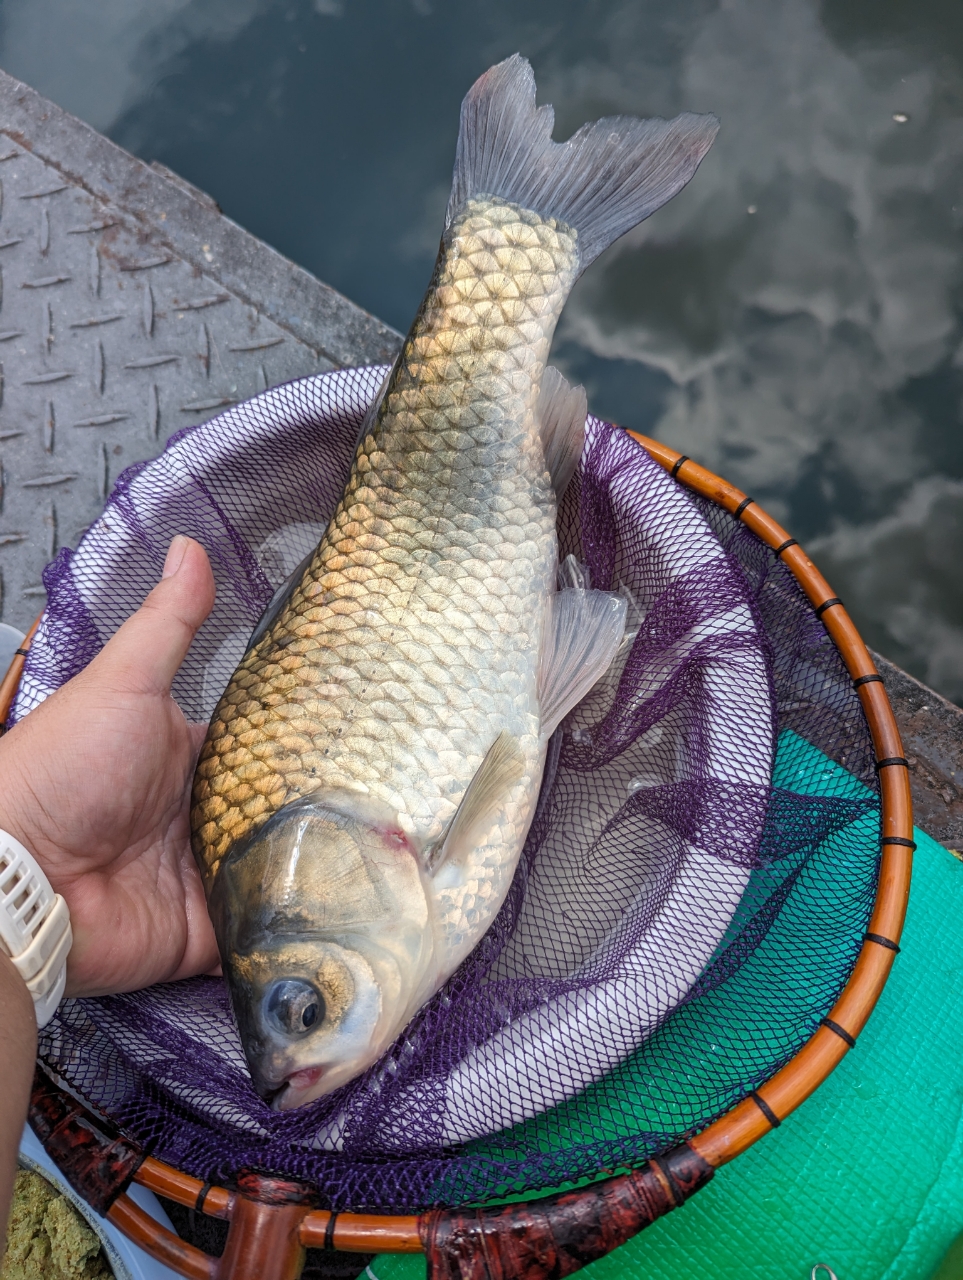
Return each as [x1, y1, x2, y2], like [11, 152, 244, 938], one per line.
[193, 199, 577, 963]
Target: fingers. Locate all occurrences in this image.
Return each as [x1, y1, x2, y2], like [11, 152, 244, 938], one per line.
[91, 537, 217, 696]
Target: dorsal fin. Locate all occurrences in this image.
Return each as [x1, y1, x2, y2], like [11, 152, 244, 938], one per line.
[426, 732, 524, 875]
[537, 366, 587, 499]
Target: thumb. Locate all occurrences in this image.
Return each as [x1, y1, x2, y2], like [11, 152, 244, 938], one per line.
[91, 536, 216, 696]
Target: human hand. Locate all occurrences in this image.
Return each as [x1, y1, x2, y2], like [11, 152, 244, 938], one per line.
[0, 536, 219, 998]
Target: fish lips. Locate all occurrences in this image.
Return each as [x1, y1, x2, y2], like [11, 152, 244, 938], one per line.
[247, 1046, 321, 1109]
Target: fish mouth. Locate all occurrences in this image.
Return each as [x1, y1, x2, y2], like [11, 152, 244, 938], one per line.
[286, 1065, 325, 1093]
[260, 1065, 326, 1112]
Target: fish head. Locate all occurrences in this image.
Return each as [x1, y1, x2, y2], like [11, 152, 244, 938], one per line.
[208, 791, 433, 1111]
[226, 934, 387, 1109]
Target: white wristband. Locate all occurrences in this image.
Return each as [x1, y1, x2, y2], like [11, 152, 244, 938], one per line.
[0, 829, 71, 1028]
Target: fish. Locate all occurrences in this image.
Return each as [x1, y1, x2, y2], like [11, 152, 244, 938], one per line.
[190, 54, 718, 1111]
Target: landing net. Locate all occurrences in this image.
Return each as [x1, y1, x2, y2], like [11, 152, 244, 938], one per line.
[10, 367, 880, 1212]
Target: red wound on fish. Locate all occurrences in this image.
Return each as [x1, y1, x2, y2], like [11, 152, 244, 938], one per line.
[381, 828, 413, 852]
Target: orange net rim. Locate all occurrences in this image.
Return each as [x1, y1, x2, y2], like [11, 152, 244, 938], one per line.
[2, 431, 913, 1261]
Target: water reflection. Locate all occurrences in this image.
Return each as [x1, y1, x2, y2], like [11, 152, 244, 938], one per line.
[1, 0, 962, 698]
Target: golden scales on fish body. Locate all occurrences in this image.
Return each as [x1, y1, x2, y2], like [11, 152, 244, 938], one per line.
[190, 54, 718, 1111]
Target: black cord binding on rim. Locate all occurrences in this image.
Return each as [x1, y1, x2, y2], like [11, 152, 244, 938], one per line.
[748, 1090, 782, 1129]
[194, 1180, 212, 1214]
[814, 597, 843, 619]
[875, 756, 909, 772]
[882, 836, 916, 850]
[13, 647, 29, 658]
[864, 932, 901, 954]
[820, 1018, 857, 1049]
[670, 455, 690, 479]
[774, 538, 799, 557]
[733, 496, 754, 519]
[853, 674, 883, 688]
[323, 1211, 339, 1251]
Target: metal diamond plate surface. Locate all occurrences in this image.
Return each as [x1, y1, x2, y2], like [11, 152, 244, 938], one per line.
[0, 70, 402, 632]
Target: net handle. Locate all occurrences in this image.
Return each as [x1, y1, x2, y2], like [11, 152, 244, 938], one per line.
[2, 432, 912, 1276]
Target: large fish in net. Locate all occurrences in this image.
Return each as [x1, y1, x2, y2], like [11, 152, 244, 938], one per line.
[189, 56, 719, 1110]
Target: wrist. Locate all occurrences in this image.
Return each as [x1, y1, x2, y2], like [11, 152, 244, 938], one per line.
[0, 737, 45, 862]
[0, 826, 72, 1028]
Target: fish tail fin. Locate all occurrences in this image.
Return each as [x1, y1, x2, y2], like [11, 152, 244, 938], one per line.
[448, 54, 718, 272]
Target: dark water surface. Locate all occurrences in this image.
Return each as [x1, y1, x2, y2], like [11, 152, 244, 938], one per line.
[2, 0, 963, 698]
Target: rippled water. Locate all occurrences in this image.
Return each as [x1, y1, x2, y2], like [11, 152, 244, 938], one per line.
[2, 0, 962, 699]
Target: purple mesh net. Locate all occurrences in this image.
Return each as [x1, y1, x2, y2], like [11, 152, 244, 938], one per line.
[10, 368, 880, 1212]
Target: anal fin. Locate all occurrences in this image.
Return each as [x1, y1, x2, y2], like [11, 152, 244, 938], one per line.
[538, 559, 628, 738]
[537, 366, 587, 499]
[426, 731, 524, 875]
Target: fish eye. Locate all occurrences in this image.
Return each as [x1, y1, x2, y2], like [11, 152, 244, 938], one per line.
[264, 979, 326, 1036]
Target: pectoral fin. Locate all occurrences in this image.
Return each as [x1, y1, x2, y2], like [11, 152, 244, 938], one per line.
[537, 366, 587, 499]
[426, 731, 525, 875]
[538, 571, 628, 738]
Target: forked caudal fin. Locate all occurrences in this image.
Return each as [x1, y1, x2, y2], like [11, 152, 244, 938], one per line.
[448, 54, 719, 272]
